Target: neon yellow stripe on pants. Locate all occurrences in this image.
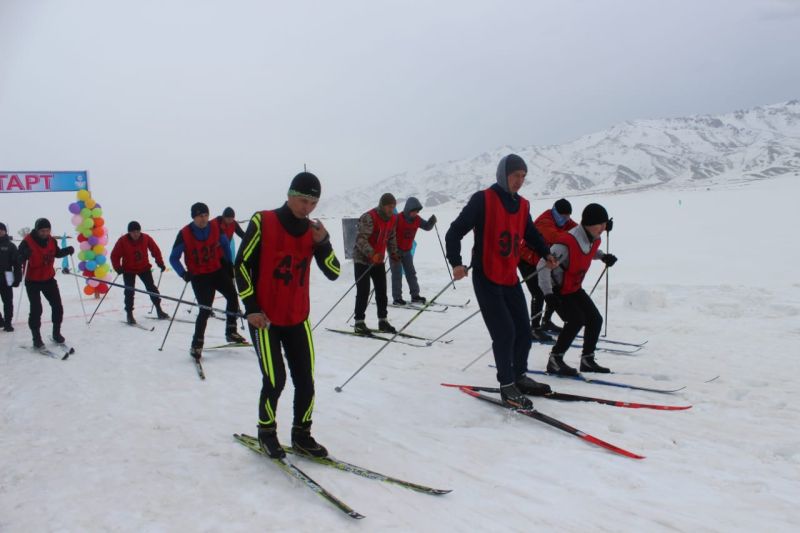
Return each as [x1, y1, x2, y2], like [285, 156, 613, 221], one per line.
[258, 326, 276, 426]
[301, 320, 316, 424]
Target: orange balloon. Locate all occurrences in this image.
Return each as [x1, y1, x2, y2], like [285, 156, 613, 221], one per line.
[83, 285, 95, 295]
[93, 217, 104, 228]
[92, 227, 104, 237]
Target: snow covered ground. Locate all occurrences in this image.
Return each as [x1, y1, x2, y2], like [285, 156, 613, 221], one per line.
[2, 175, 799, 532]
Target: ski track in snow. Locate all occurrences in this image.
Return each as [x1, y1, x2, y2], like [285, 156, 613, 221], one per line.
[2, 175, 800, 531]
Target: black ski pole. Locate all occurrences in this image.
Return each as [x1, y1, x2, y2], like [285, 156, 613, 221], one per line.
[16, 262, 27, 320]
[159, 281, 190, 352]
[335, 274, 464, 393]
[603, 229, 610, 337]
[87, 273, 120, 324]
[312, 264, 374, 332]
[588, 265, 609, 297]
[148, 269, 164, 315]
[69, 255, 89, 325]
[434, 224, 455, 289]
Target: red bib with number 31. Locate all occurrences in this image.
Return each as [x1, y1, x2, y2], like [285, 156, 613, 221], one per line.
[480, 188, 529, 286]
[257, 210, 314, 326]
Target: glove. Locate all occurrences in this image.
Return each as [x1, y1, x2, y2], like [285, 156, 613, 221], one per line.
[601, 254, 618, 267]
[64, 246, 75, 255]
[545, 293, 561, 310]
[371, 253, 384, 265]
[12, 280, 20, 288]
[428, 214, 437, 225]
[182, 272, 192, 282]
[158, 263, 166, 272]
[606, 218, 613, 233]
[62, 267, 70, 275]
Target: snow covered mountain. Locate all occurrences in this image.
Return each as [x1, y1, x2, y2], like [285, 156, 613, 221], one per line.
[324, 100, 800, 215]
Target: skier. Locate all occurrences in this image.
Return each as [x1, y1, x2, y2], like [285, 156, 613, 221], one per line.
[169, 202, 246, 360]
[17, 218, 75, 347]
[235, 172, 341, 458]
[445, 154, 556, 409]
[538, 203, 617, 375]
[352, 193, 400, 335]
[110, 221, 170, 324]
[0, 222, 22, 331]
[389, 196, 437, 305]
[519, 198, 577, 342]
[214, 207, 246, 242]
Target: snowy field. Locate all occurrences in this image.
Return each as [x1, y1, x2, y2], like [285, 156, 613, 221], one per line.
[1, 175, 799, 532]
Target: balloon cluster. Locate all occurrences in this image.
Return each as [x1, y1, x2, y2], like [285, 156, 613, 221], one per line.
[68, 189, 111, 295]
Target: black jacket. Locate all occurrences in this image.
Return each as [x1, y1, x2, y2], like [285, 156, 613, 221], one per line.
[0, 235, 23, 285]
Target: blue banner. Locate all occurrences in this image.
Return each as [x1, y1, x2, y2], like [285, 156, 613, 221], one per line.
[0, 171, 89, 193]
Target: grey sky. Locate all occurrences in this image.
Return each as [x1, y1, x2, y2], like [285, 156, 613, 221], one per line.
[1, 0, 799, 233]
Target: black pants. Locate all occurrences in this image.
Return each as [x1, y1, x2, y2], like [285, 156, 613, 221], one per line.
[353, 262, 388, 322]
[250, 320, 316, 429]
[0, 276, 13, 325]
[518, 261, 553, 328]
[25, 279, 63, 336]
[122, 270, 161, 312]
[551, 289, 602, 356]
[472, 268, 532, 385]
[190, 269, 239, 341]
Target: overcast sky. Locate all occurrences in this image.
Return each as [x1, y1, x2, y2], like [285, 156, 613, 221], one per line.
[1, 0, 799, 233]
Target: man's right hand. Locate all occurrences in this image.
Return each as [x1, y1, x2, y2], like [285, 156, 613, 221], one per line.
[182, 272, 191, 283]
[371, 253, 384, 265]
[453, 265, 468, 280]
[247, 312, 270, 329]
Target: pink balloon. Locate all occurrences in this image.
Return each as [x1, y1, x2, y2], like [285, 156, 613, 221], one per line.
[99, 236, 109, 245]
[104, 273, 114, 281]
[88, 279, 99, 287]
[71, 214, 83, 226]
[79, 242, 91, 251]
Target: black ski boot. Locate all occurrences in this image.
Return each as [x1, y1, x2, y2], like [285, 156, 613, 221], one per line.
[531, 327, 554, 342]
[32, 331, 45, 349]
[515, 375, 552, 396]
[258, 426, 286, 459]
[190, 337, 203, 360]
[546, 352, 578, 376]
[542, 320, 562, 334]
[155, 305, 169, 320]
[499, 383, 533, 410]
[2, 318, 13, 332]
[353, 320, 372, 335]
[226, 330, 247, 344]
[126, 311, 137, 325]
[291, 425, 328, 458]
[411, 295, 427, 304]
[378, 319, 397, 334]
[392, 298, 407, 306]
[580, 353, 611, 373]
[52, 326, 65, 345]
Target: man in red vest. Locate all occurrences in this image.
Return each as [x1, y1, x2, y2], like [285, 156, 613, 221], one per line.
[214, 207, 246, 242]
[519, 198, 578, 342]
[445, 154, 556, 410]
[169, 202, 246, 359]
[235, 172, 341, 459]
[110, 221, 169, 324]
[389, 196, 437, 305]
[538, 203, 617, 375]
[17, 218, 75, 348]
[352, 193, 400, 335]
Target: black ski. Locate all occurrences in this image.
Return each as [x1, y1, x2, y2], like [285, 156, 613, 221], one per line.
[441, 383, 691, 410]
[205, 342, 252, 350]
[458, 387, 645, 459]
[351, 327, 451, 345]
[193, 358, 205, 380]
[26, 345, 73, 360]
[147, 316, 195, 325]
[525, 369, 685, 394]
[237, 434, 450, 495]
[532, 338, 641, 355]
[582, 334, 648, 348]
[121, 321, 155, 332]
[431, 298, 470, 308]
[325, 328, 426, 347]
[50, 339, 76, 359]
[233, 434, 364, 519]
[387, 303, 448, 313]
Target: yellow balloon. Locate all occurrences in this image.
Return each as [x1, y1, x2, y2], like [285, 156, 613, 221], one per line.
[77, 189, 91, 201]
[95, 265, 109, 278]
[85, 198, 97, 209]
[92, 245, 105, 255]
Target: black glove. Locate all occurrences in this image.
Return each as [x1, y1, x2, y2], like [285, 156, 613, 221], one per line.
[158, 263, 166, 272]
[545, 293, 561, 309]
[182, 272, 191, 282]
[428, 214, 437, 225]
[601, 254, 618, 267]
[64, 246, 75, 255]
[62, 267, 70, 275]
[13, 278, 21, 288]
[606, 218, 613, 233]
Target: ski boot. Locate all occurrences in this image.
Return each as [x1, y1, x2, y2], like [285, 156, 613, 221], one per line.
[353, 320, 372, 335]
[258, 426, 286, 459]
[515, 375, 552, 396]
[378, 319, 397, 334]
[546, 352, 578, 376]
[291, 425, 329, 458]
[499, 383, 533, 410]
[580, 353, 611, 373]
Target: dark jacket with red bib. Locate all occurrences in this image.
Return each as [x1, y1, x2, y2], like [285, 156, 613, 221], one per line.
[111, 233, 165, 274]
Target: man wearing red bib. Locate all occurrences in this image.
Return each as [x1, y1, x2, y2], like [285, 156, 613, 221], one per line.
[446, 155, 556, 410]
[538, 203, 618, 375]
[389, 196, 437, 305]
[170, 202, 246, 359]
[235, 172, 340, 459]
[17, 218, 75, 348]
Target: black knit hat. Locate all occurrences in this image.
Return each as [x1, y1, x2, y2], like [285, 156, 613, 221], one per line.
[128, 221, 141, 232]
[379, 193, 397, 207]
[581, 203, 609, 226]
[191, 202, 209, 218]
[553, 198, 572, 215]
[222, 207, 235, 218]
[0, 222, 6, 233]
[288, 172, 321, 199]
[34, 218, 51, 231]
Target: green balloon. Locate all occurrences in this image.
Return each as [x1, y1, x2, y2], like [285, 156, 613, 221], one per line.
[80, 208, 92, 218]
[92, 208, 103, 217]
[84, 250, 96, 260]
